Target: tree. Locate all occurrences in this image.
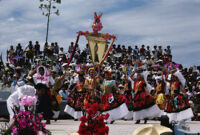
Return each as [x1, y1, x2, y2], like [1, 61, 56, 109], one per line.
[39, 0, 61, 43]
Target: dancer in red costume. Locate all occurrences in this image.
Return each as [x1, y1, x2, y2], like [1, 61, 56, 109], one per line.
[130, 71, 161, 124]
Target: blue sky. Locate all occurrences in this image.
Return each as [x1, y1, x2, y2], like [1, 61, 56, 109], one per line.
[0, 0, 200, 67]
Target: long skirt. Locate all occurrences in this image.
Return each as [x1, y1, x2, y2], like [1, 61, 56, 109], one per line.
[64, 91, 85, 119]
[124, 91, 133, 120]
[133, 91, 162, 120]
[164, 94, 193, 122]
[36, 94, 54, 120]
[100, 93, 129, 123]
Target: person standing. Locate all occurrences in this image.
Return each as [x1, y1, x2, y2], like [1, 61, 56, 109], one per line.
[84, 67, 101, 105]
[25, 41, 34, 63]
[122, 72, 133, 120]
[100, 70, 129, 124]
[35, 83, 54, 124]
[64, 71, 86, 120]
[130, 71, 161, 124]
[154, 73, 166, 110]
[34, 41, 40, 56]
[164, 75, 193, 122]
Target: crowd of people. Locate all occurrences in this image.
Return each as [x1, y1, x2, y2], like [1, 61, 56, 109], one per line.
[1, 40, 200, 125]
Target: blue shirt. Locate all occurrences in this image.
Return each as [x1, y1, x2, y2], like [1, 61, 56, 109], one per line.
[59, 90, 68, 100]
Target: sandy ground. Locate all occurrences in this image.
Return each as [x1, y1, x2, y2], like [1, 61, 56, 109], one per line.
[1, 120, 200, 135]
[43, 120, 200, 135]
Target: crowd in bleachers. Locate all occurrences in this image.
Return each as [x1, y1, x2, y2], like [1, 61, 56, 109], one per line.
[0, 41, 200, 122]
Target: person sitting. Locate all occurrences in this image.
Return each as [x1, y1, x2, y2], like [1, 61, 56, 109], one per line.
[10, 71, 25, 94]
[59, 81, 69, 100]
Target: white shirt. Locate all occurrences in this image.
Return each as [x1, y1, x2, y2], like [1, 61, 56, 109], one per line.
[7, 85, 36, 107]
[7, 85, 36, 124]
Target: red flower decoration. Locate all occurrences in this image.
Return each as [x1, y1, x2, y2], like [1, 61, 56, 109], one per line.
[78, 103, 110, 135]
[80, 116, 88, 123]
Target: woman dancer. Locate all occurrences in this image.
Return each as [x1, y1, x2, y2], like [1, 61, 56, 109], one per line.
[154, 72, 166, 110]
[64, 71, 86, 120]
[165, 75, 193, 122]
[123, 72, 133, 120]
[100, 70, 129, 124]
[130, 71, 161, 124]
[84, 67, 101, 105]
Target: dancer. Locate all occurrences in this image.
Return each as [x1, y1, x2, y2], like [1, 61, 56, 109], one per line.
[154, 72, 166, 110]
[123, 72, 133, 120]
[165, 74, 193, 122]
[100, 70, 129, 124]
[7, 84, 45, 124]
[35, 83, 54, 124]
[64, 71, 86, 120]
[84, 67, 101, 105]
[49, 71, 67, 120]
[130, 71, 161, 124]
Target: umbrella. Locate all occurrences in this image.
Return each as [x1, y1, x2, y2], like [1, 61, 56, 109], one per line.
[151, 64, 160, 68]
[13, 56, 23, 60]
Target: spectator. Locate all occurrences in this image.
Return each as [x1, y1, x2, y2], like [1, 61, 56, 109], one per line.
[25, 41, 34, 63]
[54, 42, 59, 54]
[16, 43, 23, 56]
[59, 82, 69, 100]
[34, 41, 40, 56]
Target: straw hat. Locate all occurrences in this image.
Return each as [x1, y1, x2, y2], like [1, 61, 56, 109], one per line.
[50, 69, 56, 73]
[132, 124, 172, 135]
[118, 84, 124, 88]
[26, 76, 32, 80]
[5, 67, 9, 71]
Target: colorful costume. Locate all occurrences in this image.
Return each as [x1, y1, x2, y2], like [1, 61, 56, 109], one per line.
[155, 82, 166, 110]
[133, 80, 161, 121]
[164, 81, 193, 122]
[49, 77, 63, 119]
[123, 81, 134, 120]
[64, 81, 85, 119]
[84, 77, 101, 104]
[100, 79, 129, 123]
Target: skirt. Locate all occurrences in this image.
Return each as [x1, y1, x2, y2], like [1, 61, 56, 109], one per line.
[102, 103, 129, 123]
[64, 104, 83, 120]
[133, 91, 162, 120]
[164, 108, 194, 122]
[133, 91, 155, 111]
[99, 93, 125, 112]
[164, 93, 193, 122]
[64, 91, 85, 119]
[133, 104, 162, 121]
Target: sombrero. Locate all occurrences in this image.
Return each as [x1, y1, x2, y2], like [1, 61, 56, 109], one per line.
[132, 124, 173, 135]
